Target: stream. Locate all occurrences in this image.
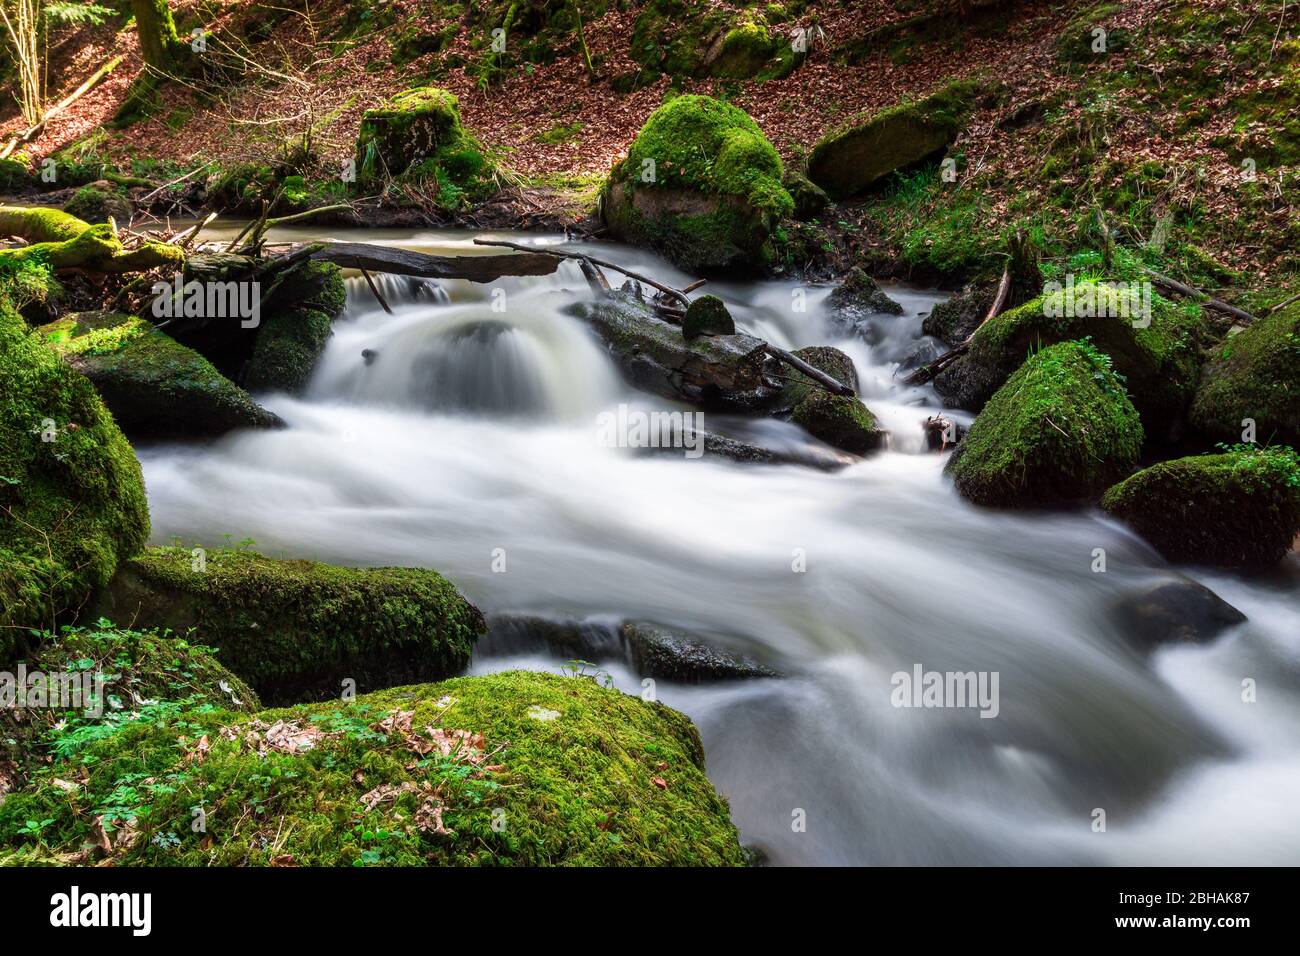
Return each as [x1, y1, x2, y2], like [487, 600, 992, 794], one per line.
[138, 227, 1300, 866]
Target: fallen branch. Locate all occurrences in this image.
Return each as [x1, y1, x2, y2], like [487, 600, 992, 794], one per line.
[765, 343, 856, 397]
[288, 240, 560, 283]
[138, 162, 212, 205]
[1141, 267, 1256, 324]
[357, 263, 394, 314]
[472, 237, 690, 308]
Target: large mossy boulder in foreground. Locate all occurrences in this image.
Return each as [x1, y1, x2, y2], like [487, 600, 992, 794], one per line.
[807, 80, 980, 199]
[1101, 446, 1300, 569]
[1189, 303, 1300, 448]
[354, 87, 495, 207]
[0, 671, 745, 866]
[0, 303, 148, 650]
[946, 340, 1142, 507]
[935, 279, 1207, 439]
[89, 547, 486, 705]
[39, 311, 282, 440]
[602, 94, 793, 273]
[781, 346, 884, 455]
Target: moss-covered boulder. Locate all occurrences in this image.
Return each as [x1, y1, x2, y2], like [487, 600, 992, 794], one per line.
[89, 547, 486, 705]
[935, 279, 1207, 439]
[0, 302, 149, 651]
[1101, 446, 1300, 569]
[354, 87, 495, 208]
[601, 95, 793, 273]
[946, 340, 1143, 507]
[682, 294, 736, 339]
[38, 311, 282, 440]
[703, 14, 779, 78]
[1189, 303, 1300, 448]
[0, 671, 745, 866]
[807, 80, 980, 199]
[243, 261, 347, 393]
[62, 183, 133, 225]
[783, 169, 829, 221]
[782, 346, 884, 455]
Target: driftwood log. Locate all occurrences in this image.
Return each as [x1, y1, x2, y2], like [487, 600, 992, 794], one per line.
[267, 240, 561, 282]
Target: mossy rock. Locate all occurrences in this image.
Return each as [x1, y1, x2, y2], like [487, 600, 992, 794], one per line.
[807, 79, 981, 199]
[782, 346, 884, 454]
[0, 157, 37, 193]
[601, 94, 793, 273]
[62, 184, 133, 225]
[630, 0, 730, 77]
[1101, 446, 1300, 569]
[1189, 303, 1300, 448]
[704, 16, 779, 78]
[935, 279, 1208, 440]
[0, 301, 149, 651]
[683, 294, 736, 339]
[355, 87, 495, 208]
[0, 622, 260, 778]
[38, 312, 282, 440]
[946, 340, 1143, 507]
[0, 670, 745, 866]
[89, 547, 486, 706]
[783, 169, 829, 221]
[243, 261, 346, 393]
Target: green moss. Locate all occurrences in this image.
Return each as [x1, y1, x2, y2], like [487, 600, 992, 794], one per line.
[0, 670, 743, 867]
[682, 294, 735, 338]
[1190, 302, 1300, 447]
[0, 157, 35, 192]
[0, 622, 259, 777]
[807, 79, 982, 199]
[63, 186, 132, 225]
[90, 547, 486, 706]
[355, 87, 496, 209]
[946, 277, 1207, 438]
[708, 17, 778, 79]
[245, 261, 346, 393]
[1101, 445, 1300, 568]
[0, 302, 149, 647]
[602, 95, 792, 271]
[782, 346, 883, 455]
[946, 339, 1143, 507]
[38, 312, 281, 440]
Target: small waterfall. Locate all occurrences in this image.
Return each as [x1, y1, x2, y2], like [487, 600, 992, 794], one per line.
[344, 273, 449, 312]
[310, 283, 625, 419]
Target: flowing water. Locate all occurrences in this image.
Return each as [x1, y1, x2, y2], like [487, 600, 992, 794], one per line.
[139, 227, 1300, 866]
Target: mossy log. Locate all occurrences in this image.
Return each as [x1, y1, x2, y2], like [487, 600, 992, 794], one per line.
[0, 207, 184, 273]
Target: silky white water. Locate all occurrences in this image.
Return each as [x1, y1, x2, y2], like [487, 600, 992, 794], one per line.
[139, 228, 1300, 865]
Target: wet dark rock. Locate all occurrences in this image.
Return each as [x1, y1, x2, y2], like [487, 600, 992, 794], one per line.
[683, 294, 736, 339]
[899, 338, 944, 373]
[621, 623, 778, 682]
[566, 293, 776, 411]
[923, 414, 966, 451]
[1111, 577, 1247, 652]
[922, 282, 992, 348]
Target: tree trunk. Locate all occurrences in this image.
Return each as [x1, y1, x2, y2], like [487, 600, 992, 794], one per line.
[131, 0, 184, 70]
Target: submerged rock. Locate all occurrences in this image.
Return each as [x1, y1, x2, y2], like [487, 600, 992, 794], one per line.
[807, 80, 980, 199]
[89, 547, 485, 705]
[0, 301, 148, 648]
[601, 94, 793, 273]
[780, 346, 885, 455]
[0, 671, 746, 866]
[622, 623, 778, 682]
[826, 268, 906, 343]
[1189, 302, 1300, 448]
[946, 340, 1142, 507]
[39, 311, 282, 439]
[1111, 577, 1247, 652]
[1101, 446, 1300, 569]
